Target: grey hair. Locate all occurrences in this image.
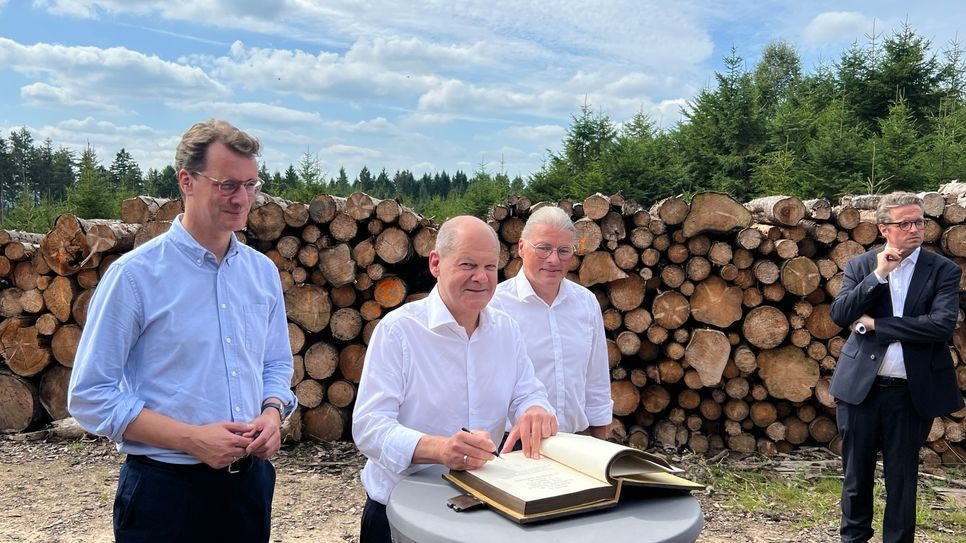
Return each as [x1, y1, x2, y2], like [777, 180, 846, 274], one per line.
[435, 216, 498, 258]
[174, 119, 260, 173]
[521, 206, 575, 239]
[876, 192, 923, 224]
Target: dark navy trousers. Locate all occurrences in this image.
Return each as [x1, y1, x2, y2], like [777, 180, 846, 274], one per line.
[114, 455, 276, 543]
[837, 382, 931, 543]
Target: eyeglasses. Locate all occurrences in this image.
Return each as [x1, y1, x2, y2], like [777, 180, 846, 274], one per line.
[522, 239, 575, 260]
[191, 171, 264, 196]
[881, 219, 926, 231]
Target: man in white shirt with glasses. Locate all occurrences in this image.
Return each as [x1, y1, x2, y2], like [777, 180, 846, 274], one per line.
[353, 215, 557, 543]
[490, 206, 613, 440]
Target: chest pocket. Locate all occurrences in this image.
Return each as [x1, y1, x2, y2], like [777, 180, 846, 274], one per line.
[243, 303, 270, 354]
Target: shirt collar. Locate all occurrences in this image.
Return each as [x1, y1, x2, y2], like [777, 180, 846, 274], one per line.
[512, 272, 568, 306]
[883, 245, 920, 269]
[426, 286, 492, 333]
[903, 246, 921, 267]
[168, 214, 240, 266]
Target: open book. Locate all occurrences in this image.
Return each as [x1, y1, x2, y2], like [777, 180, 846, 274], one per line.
[443, 433, 704, 523]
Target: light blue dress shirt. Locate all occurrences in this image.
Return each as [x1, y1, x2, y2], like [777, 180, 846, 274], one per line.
[68, 216, 295, 464]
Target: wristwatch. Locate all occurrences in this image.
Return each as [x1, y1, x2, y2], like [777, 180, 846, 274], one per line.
[261, 401, 285, 423]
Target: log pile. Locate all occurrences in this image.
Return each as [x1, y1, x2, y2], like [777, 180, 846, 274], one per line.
[1, 187, 964, 465]
[487, 186, 965, 463]
[0, 193, 438, 443]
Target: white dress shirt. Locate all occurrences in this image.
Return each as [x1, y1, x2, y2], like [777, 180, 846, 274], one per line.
[352, 287, 552, 504]
[873, 246, 921, 378]
[489, 274, 613, 434]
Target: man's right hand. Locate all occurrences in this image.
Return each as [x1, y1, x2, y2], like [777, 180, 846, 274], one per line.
[186, 421, 254, 469]
[413, 430, 498, 471]
[875, 246, 905, 277]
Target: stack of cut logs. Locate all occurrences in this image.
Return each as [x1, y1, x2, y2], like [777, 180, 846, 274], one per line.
[1, 185, 964, 464]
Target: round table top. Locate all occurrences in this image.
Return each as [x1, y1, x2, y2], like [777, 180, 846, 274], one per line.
[386, 465, 704, 543]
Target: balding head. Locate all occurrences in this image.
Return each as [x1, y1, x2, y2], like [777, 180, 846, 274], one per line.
[429, 215, 500, 333]
[434, 215, 499, 258]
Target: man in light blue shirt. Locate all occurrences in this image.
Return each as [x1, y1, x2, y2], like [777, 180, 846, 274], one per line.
[68, 119, 295, 543]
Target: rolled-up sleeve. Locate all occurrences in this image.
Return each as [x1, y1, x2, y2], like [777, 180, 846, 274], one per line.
[352, 323, 425, 474]
[67, 266, 145, 442]
[584, 299, 614, 426]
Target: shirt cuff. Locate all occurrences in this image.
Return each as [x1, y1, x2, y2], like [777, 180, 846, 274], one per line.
[873, 270, 888, 284]
[381, 426, 425, 474]
[586, 403, 614, 427]
[263, 386, 297, 417]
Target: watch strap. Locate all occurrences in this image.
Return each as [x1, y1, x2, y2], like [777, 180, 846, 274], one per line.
[261, 401, 284, 422]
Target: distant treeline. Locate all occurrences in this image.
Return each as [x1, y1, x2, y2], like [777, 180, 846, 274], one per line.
[2, 22, 965, 232]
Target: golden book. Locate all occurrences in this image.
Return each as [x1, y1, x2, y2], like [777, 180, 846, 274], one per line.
[443, 433, 704, 523]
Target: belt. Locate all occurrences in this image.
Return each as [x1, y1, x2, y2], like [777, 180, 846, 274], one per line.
[126, 454, 256, 474]
[875, 376, 907, 387]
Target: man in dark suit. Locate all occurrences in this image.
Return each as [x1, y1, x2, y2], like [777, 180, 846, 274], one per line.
[830, 192, 964, 543]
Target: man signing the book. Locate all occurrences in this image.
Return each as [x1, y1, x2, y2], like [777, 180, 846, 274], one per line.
[353, 215, 558, 543]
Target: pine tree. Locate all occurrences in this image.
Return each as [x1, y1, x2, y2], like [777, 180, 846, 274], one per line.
[109, 148, 144, 194]
[872, 96, 926, 192]
[68, 147, 116, 219]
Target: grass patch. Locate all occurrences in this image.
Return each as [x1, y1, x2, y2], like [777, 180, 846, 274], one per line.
[685, 454, 966, 541]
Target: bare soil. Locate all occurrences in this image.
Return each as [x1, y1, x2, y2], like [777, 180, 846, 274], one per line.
[0, 436, 939, 543]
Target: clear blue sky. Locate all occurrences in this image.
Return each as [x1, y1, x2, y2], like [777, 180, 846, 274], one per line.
[0, 1, 962, 181]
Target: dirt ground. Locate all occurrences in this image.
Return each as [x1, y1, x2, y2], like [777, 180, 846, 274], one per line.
[0, 435, 913, 543]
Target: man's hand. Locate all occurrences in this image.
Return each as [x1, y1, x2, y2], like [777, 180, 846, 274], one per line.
[186, 421, 254, 469]
[413, 430, 498, 470]
[503, 406, 557, 458]
[875, 246, 906, 277]
[856, 314, 875, 332]
[244, 409, 283, 459]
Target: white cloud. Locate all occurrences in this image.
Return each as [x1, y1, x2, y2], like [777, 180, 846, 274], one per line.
[323, 144, 383, 160]
[323, 117, 400, 136]
[24, 117, 177, 170]
[804, 11, 870, 44]
[501, 125, 566, 142]
[209, 41, 440, 102]
[0, 37, 227, 104]
[416, 80, 579, 117]
[404, 112, 457, 125]
[20, 82, 129, 114]
[170, 101, 322, 126]
[344, 37, 496, 73]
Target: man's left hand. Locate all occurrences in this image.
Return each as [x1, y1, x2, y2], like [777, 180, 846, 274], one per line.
[503, 406, 557, 458]
[244, 409, 283, 459]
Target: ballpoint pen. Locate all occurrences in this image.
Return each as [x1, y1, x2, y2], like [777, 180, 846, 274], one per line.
[461, 427, 501, 459]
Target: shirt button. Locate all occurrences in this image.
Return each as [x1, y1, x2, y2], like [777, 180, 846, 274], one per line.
[234, 406, 240, 412]
[226, 337, 232, 344]
[221, 304, 227, 309]
[231, 371, 237, 377]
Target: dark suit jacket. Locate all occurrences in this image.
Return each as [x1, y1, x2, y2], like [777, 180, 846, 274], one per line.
[829, 247, 964, 419]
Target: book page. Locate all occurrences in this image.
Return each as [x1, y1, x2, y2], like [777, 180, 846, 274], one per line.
[466, 450, 611, 503]
[538, 433, 676, 482]
[538, 433, 630, 481]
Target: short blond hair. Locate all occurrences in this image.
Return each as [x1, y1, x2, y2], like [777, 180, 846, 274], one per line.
[876, 192, 923, 224]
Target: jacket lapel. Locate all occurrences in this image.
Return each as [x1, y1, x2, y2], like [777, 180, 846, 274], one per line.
[903, 251, 933, 316]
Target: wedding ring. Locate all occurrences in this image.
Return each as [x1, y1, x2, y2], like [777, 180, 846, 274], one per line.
[462, 454, 468, 464]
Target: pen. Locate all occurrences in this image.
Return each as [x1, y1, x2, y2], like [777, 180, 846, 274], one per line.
[461, 427, 501, 458]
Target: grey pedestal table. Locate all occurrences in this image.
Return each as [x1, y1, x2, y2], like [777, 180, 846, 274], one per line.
[387, 465, 703, 543]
